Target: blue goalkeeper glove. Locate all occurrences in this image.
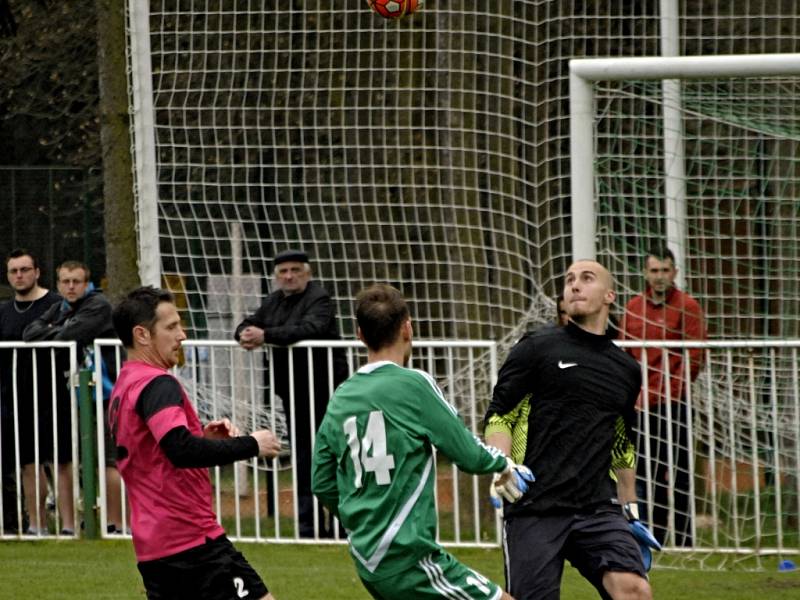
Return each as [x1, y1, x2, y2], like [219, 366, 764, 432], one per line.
[623, 502, 661, 571]
[490, 458, 535, 509]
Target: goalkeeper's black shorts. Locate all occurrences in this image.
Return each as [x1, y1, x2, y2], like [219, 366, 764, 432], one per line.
[137, 534, 269, 600]
[503, 504, 646, 600]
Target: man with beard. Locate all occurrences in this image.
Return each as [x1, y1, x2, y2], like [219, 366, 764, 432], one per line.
[110, 286, 282, 599]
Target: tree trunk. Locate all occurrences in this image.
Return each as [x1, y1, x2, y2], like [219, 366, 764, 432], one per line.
[96, 0, 139, 303]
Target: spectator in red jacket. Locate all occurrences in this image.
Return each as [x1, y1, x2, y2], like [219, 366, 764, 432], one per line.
[620, 245, 706, 547]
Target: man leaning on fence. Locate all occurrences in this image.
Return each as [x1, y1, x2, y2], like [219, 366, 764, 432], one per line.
[619, 245, 706, 547]
[234, 249, 347, 538]
[23, 260, 123, 534]
[0, 249, 62, 535]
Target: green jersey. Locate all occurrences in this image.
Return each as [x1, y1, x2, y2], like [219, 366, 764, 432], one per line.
[311, 361, 507, 581]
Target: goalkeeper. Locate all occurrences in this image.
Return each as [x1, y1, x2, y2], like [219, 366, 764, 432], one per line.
[312, 284, 531, 600]
[485, 260, 657, 600]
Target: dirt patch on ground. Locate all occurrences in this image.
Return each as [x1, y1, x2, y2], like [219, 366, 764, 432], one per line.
[218, 469, 458, 518]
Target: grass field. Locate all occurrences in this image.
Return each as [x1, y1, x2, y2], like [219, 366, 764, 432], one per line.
[1, 539, 799, 599]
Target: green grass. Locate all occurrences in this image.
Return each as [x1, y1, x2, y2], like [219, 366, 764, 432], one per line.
[1, 540, 799, 599]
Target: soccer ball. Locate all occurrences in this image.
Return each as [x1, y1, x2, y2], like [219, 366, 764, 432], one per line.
[367, 0, 422, 20]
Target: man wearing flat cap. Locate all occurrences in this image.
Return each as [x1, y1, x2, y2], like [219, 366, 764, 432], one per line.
[234, 250, 347, 537]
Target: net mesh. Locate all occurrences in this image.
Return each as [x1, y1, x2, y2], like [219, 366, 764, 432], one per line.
[124, 1, 800, 568]
[140, 2, 558, 345]
[594, 77, 800, 569]
[128, 2, 800, 348]
[596, 78, 800, 339]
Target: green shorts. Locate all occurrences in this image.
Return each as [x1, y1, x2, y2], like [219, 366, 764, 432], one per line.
[360, 549, 502, 600]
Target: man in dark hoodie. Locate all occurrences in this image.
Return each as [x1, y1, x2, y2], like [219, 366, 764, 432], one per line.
[24, 260, 122, 534]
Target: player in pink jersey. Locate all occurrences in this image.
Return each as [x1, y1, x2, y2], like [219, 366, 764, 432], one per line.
[109, 286, 281, 600]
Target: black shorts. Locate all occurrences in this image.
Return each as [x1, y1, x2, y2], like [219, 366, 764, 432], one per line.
[503, 505, 647, 600]
[137, 535, 269, 600]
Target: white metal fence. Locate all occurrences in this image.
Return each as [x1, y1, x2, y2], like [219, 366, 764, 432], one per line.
[617, 340, 800, 562]
[2, 338, 799, 563]
[93, 339, 501, 546]
[0, 341, 79, 538]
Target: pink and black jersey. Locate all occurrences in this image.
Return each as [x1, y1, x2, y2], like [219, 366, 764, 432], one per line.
[108, 360, 225, 561]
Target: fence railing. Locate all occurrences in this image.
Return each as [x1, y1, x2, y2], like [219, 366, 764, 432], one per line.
[1, 338, 798, 562]
[0, 341, 79, 538]
[92, 339, 501, 546]
[616, 339, 800, 558]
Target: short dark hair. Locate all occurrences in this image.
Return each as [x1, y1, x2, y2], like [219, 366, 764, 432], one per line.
[6, 248, 38, 269]
[57, 260, 90, 281]
[355, 284, 409, 352]
[645, 245, 675, 265]
[112, 286, 175, 348]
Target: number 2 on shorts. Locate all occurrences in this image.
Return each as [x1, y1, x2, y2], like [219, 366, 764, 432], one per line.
[233, 576, 250, 598]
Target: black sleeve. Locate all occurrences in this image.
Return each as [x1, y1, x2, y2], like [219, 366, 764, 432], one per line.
[136, 375, 183, 422]
[159, 426, 260, 468]
[136, 375, 260, 468]
[484, 334, 536, 425]
[54, 295, 113, 349]
[622, 360, 643, 445]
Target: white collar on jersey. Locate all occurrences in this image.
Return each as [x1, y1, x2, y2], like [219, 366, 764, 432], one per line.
[358, 360, 398, 374]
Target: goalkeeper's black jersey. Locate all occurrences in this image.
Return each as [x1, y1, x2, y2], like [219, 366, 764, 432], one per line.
[485, 321, 641, 516]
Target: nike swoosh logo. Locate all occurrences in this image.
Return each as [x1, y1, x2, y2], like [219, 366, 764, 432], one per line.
[558, 361, 578, 369]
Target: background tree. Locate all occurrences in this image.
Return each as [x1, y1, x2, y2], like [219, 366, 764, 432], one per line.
[0, 0, 138, 301]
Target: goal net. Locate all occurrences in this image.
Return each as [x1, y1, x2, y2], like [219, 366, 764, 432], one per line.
[126, 2, 558, 349]
[572, 55, 800, 568]
[124, 2, 800, 567]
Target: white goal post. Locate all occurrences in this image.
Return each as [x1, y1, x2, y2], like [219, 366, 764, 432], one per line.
[568, 54, 800, 568]
[569, 53, 800, 266]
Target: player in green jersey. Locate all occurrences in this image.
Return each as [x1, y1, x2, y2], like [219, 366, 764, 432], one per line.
[312, 284, 532, 600]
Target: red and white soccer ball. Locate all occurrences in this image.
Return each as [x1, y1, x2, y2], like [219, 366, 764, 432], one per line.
[367, 0, 422, 20]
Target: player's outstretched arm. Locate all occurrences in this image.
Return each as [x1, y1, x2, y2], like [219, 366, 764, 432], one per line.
[159, 425, 277, 468]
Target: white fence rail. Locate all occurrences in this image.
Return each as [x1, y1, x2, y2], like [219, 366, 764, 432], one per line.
[93, 339, 501, 547]
[0, 341, 79, 538]
[616, 339, 800, 560]
[2, 338, 799, 563]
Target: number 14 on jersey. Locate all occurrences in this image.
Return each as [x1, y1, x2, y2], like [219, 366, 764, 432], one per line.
[343, 411, 396, 487]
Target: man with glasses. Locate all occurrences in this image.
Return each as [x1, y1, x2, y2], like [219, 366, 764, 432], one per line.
[0, 249, 62, 535]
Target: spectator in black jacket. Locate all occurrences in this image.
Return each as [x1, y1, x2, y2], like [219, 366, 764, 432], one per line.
[24, 260, 123, 534]
[234, 250, 347, 537]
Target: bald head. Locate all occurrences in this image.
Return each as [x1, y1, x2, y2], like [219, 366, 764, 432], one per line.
[563, 260, 615, 334]
[566, 260, 614, 291]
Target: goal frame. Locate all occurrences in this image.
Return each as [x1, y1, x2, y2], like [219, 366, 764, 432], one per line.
[569, 53, 800, 270]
